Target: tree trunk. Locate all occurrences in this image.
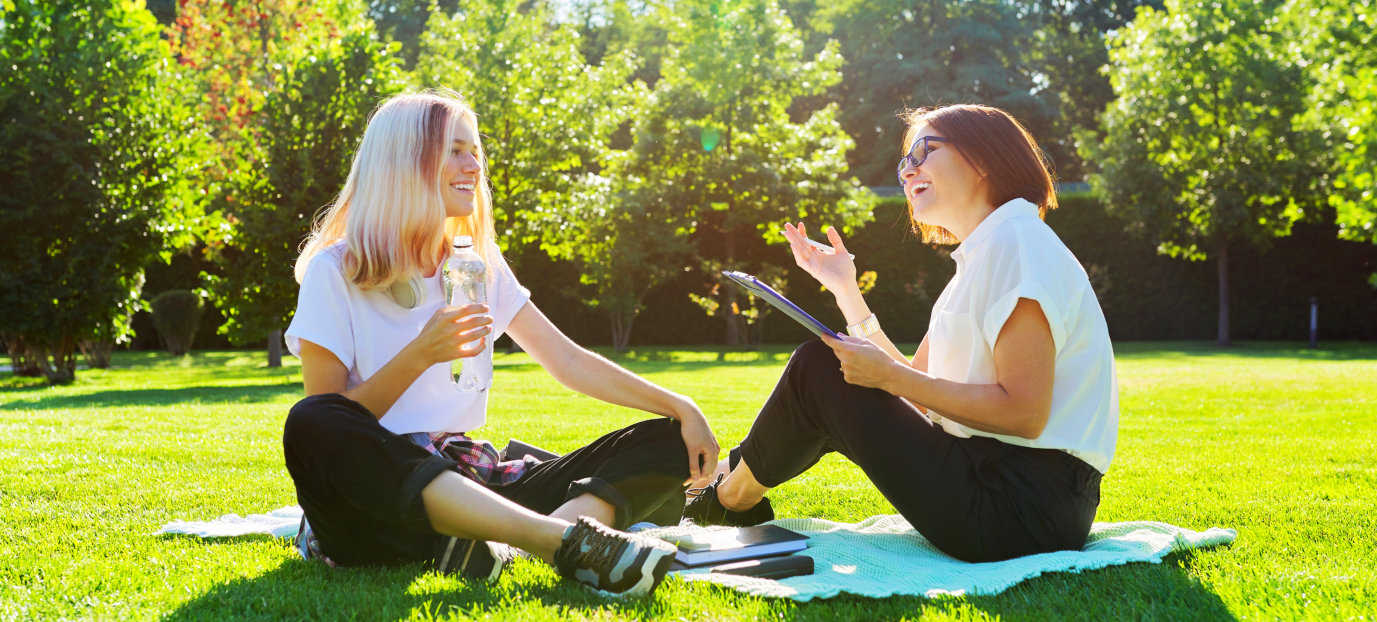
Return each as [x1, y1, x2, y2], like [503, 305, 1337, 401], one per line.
[1216, 237, 1231, 347]
[80, 339, 114, 369]
[40, 335, 78, 385]
[723, 230, 741, 346]
[268, 329, 283, 368]
[4, 336, 44, 377]
[611, 309, 636, 354]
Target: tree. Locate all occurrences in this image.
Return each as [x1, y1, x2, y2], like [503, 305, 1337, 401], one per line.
[204, 23, 405, 366]
[0, 0, 207, 383]
[414, 0, 639, 248]
[547, 168, 696, 352]
[633, 0, 874, 345]
[170, 0, 376, 365]
[1280, 0, 1377, 244]
[364, 0, 459, 67]
[1015, 0, 1163, 181]
[1081, 0, 1321, 346]
[793, 0, 1056, 186]
[417, 1, 669, 349]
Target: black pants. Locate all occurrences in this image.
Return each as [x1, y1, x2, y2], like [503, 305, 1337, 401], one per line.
[738, 341, 1102, 563]
[282, 393, 690, 568]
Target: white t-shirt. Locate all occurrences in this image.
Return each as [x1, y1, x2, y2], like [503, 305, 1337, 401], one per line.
[925, 198, 1119, 473]
[285, 242, 531, 435]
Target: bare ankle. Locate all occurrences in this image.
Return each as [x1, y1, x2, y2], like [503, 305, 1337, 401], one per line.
[716, 479, 760, 512]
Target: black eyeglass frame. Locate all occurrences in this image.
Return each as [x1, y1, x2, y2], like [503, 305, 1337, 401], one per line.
[896, 135, 951, 183]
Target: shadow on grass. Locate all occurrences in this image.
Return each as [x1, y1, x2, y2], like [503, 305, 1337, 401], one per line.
[0, 383, 301, 410]
[165, 551, 1234, 621]
[165, 559, 672, 621]
[1114, 341, 1377, 362]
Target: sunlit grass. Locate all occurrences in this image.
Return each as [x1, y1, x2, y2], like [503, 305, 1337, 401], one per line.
[2, 342, 1374, 620]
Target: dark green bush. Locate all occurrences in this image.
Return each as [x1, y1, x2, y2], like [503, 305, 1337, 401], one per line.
[151, 290, 204, 356]
[488, 193, 1377, 347]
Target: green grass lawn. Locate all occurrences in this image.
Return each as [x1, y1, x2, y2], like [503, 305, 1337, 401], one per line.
[2, 342, 1375, 620]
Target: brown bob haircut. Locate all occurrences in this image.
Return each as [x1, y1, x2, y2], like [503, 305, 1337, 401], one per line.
[901, 104, 1057, 245]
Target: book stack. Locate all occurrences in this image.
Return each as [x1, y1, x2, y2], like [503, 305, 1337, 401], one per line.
[661, 525, 813, 579]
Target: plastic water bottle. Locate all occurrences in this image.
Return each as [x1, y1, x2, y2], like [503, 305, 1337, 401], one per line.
[443, 235, 491, 391]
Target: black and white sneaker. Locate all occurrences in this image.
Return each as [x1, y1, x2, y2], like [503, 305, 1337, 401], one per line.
[553, 516, 676, 597]
[434, 536, 510, 582]
[683, 473, 775, 527]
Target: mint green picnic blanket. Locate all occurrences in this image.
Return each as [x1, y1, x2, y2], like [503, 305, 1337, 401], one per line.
[648, 516, 1236, 601]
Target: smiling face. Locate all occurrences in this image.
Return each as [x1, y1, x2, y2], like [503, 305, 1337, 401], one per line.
[441, 117, 482, 219]
[899, 124, 991, 237]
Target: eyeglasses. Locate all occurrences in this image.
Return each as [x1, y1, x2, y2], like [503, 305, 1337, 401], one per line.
[897, 135, 951, 184]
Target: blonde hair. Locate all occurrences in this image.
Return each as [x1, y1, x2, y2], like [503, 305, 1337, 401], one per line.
[900, 105, 1056, 245]
[295, 88, 496, 288]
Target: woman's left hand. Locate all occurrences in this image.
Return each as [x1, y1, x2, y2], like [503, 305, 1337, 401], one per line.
[673, 403, 720, 488]
[824, 334, 903, 391]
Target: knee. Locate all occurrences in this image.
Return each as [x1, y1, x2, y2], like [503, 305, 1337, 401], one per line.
[787, 340, 841, 380]
[283, 393, 358, 448]
[627, 418, 690, 472]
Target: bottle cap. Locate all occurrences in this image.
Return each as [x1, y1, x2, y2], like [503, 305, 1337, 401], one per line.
[453, 235, 473, 248]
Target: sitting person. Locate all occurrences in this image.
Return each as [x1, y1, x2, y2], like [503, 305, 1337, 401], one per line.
[281, 89, 719, 596]
[685, 104, 1118, 563]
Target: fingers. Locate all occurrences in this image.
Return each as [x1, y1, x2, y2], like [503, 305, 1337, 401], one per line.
[453, 325, 492, 357]
[783, 223, 811, 266]
[824, 225, 849, 254]
[437, 303, 489, 321]
[686, 451, 703, 486]
[453, 312, 494, 332]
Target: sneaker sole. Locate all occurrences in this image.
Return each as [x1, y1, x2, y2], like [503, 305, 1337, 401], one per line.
[438, 537, 504, 582]
[613, 542, 677, 598]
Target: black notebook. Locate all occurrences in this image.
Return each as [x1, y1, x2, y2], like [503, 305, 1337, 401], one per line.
[661, 525, 809, 566]
[670, 554, 814, 579]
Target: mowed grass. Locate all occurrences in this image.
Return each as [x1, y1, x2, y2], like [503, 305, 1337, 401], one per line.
[2, 342, 1375, 620]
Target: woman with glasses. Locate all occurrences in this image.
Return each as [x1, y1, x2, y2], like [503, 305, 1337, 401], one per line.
[684, 104, 1118, 563]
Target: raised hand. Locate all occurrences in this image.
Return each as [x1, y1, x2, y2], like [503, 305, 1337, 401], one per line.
[782, 222, 857, 298]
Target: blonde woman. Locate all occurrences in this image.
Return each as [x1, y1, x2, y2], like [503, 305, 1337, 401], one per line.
[282, 90, 718, 596]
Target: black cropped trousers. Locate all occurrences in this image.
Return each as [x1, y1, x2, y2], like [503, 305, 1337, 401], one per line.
[282, 393, 689, 568]
[737, 340, 1102, 563]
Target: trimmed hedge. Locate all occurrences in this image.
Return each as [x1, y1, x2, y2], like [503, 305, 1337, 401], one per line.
[150, 290, 205, 356]
[510, 194, 1377, 346]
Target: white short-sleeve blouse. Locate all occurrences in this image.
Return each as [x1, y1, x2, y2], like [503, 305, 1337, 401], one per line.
[925, 198, 1119, 473]
[285, 242, 531, 435]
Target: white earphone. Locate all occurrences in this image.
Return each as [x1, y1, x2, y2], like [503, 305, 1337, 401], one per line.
[388, 275, 426, 309]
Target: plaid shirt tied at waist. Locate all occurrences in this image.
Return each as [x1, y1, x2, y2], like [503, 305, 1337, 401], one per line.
[298, 432, 537, 566]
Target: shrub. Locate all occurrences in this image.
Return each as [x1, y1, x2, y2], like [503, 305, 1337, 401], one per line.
[151, 290, 204, 356]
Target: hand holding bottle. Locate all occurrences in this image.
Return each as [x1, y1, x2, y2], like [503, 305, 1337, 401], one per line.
[409, 303, 493, 366]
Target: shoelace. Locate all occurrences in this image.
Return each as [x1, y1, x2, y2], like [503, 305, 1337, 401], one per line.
[573, 521, 626, 571]
[685, 473, 725, 500]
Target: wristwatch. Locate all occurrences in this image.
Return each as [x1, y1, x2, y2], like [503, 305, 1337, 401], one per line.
[846, 313, 881, 339]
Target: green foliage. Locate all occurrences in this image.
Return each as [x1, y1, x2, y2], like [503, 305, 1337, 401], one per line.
[1081, 0, 1323, 344]
[366, 0, 459, 67]
[150, 290, 206, 356]
[1280, 0, 1377, 243]
[622, 0, 873, 345]
[547, 170, 696, 352]
[1012, 0, 1163, 181]
[205, 22, 405, 347]
[795, 0, 1057, 185]
[1085, 0, 1318, 258]
[0, 0, 208, 383]
[415, 0, 639, 247]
